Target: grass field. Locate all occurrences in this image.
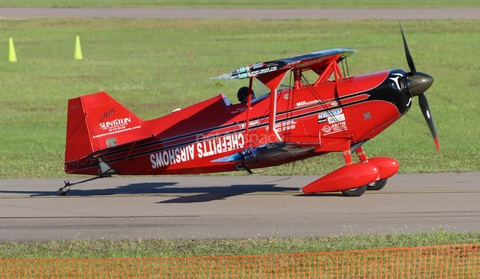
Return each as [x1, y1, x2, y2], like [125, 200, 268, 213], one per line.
[1, 0, 479, 8]
[0, 18, 479, 178]
[2, 230, 480, 258]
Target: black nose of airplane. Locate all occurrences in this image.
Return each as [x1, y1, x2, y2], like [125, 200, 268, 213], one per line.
[406, 72, 434, 97]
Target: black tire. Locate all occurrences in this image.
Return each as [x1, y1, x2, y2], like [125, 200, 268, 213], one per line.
[341, 185, 367, 197]
[58, 186, 70, 196]
[367, 179, 388, 191]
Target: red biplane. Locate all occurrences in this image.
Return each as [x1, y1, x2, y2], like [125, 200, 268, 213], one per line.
[60, 26, 438, 197]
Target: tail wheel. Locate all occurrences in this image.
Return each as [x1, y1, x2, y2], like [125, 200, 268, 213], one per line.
[341, 185, 367, 197]
[367, 178, 388, 191]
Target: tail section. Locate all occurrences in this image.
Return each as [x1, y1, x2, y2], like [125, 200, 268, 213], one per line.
[65, 92, 146, 174]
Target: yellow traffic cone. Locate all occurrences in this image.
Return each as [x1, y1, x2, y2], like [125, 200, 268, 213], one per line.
[9, 37, 17, 62]
[74, 35, 83, 60]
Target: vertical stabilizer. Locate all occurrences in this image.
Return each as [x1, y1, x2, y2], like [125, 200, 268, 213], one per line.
[64, 92, 145, 173]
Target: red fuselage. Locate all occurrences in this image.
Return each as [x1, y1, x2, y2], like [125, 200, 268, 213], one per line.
[65, 68, 411, 176]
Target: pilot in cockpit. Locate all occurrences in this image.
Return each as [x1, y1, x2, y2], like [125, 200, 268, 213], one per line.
[237, 86, 255, 103]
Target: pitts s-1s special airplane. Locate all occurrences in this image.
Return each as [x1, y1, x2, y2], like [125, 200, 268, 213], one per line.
[60, 26, 438, 197]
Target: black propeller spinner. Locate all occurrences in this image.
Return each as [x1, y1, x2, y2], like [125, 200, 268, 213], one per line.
[400, 24, 440, 153]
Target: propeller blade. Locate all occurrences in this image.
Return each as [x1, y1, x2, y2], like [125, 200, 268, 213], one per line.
[400, 23, 416, 75]
[418, 93, 440, 153]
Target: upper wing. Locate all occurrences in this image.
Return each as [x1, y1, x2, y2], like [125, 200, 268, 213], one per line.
[211, 48, 355, 80]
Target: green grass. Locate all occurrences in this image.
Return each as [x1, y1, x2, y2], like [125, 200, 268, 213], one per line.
[1, 0, 479, 8]
[1, 230, 480, 258]
[0, 18, 479, 178]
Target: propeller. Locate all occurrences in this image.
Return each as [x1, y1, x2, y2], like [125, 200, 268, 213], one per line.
[400, 24, 440, 153]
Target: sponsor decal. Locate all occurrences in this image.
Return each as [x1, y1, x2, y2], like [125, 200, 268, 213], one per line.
[265, 120, 297, 132]
[318, 108, 342, 119]
[150, 145, 195, 169]
[99, 108, 116, 122]
[150, 132, 245, 169]
[327, 113, 345, 124]
[295, 100, 319, 107]
[93, 117, 141, 139]
[197, 132, 245, 159]
[250, 66, 277, 76]
[321, 121, 348, 135]
[99, 117, 131, 130]
[238, 120, 260, 129]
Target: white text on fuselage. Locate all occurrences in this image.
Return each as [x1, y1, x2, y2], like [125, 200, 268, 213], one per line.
[99, 117, 131, 131]
[150, 132, 245, 169]
[93, 117, 141, 139]
[265, 120, 297, 132]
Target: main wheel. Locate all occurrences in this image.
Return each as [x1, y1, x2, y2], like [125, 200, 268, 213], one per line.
[341, 185, 367, 197]
[367, 179, 387, 191]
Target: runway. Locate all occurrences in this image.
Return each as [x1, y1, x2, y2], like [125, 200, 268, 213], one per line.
[1, 173, 479, 241]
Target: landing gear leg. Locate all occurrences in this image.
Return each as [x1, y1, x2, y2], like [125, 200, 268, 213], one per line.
[354, 146, 396, 191]
[339, 148, 369, 197]
[58, 176, 108, 196]
[354, 146, 368, 162]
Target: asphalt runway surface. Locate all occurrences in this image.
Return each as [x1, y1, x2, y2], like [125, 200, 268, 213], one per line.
[0, 8, 479, 241]
[1, 173, 479, 241]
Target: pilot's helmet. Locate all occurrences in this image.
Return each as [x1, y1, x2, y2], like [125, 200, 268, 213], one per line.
[237, 87, 254, 103]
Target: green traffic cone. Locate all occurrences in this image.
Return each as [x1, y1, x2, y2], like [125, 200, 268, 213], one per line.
[9, 37, 17, 62]
[74, 35, 83, 60]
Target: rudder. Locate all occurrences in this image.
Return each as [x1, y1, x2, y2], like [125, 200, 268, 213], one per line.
[64, 91, 145, 173]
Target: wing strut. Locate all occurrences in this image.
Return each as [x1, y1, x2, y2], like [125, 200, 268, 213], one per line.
[268, 86, 282, 142]
[256, 69, 290, 143]
[244, 77, 254, 139]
